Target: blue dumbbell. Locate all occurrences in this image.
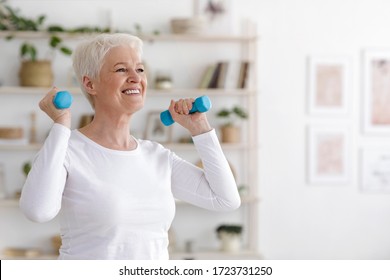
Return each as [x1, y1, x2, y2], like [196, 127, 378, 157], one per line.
[53, 91, 73, 109]
[160, 95, 212, 126]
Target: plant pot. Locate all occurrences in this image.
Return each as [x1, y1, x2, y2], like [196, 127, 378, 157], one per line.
[221, 125, 240, 143]
[19, 60, 54, 87]
[219, 232, 242, 253]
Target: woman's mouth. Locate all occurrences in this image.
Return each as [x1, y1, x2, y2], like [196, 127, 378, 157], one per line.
[122, 89, 141, 95]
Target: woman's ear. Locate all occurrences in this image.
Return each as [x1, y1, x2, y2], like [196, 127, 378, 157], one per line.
[82, 76, 97, 96]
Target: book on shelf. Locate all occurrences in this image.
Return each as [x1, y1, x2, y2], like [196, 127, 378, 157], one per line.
[198, 60, 250, 90]
[237, 61, 250, 89]
[216, 61, 229, 88]
[198, 64, 217, 89]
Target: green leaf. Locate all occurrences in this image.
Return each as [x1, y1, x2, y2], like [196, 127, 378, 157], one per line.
[60, 46, 72, 56]
[20, 42, 37, 61]
[232, 106, 248, 119]
[20, 43, 28, 57]
[47, 25, 65, 32]
[23, 162, 32, 176]
[37, 15, 46, 26]
[217, 109, 230, 118]
[49, 35, 61, 48]
[30, 46, 37, 61]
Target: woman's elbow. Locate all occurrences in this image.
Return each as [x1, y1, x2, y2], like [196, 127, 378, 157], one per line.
[234, 197, 242, 210]
[19, 201, 58, 223]
[217, 195, 241, 212]
[23, 209, 57, 223]
[228, 196, 241, 210]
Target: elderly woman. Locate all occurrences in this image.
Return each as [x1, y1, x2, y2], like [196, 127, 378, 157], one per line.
[19, 33, 240, 260]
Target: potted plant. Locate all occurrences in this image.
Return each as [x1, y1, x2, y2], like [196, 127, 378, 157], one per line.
[216, 224, 243, 252]
[216, 106, 248, 143]
[1, 1, 72, 87]
[19, 35, 72, 87]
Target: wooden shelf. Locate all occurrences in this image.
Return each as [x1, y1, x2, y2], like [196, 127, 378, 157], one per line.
[1, 196, 259, 208]
[1, 251, 260, 260]
[0, 31, 257, 43]
[0, 86, 81, 95]
[148, 89, 256, 97]
[175, 195, 259, 206]
[0, 253, 58, 260]
[0, 142, 252, 152]
[0, 86, 255, 97]
[170, 250, 261, 260]
[0, 198, 19, 207]
[0, 143, 41, 151]
[164, 142, 250, 150]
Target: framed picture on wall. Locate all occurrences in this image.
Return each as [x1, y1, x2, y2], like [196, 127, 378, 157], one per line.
[307, 125, 350, 184]
[362, 49, 390, 135]
[144, 111, 172, 143]
[360, 148, 390, 193]
[307, 56, 351, 116]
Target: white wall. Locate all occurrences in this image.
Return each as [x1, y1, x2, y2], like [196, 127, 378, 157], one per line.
[2, 0, 390, 259]
[234, 0, 390, 259]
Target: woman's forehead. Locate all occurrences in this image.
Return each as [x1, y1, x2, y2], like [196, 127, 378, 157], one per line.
[104, 46, 141, 64]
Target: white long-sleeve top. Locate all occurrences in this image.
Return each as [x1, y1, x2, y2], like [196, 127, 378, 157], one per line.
[19, 124, 240, 260]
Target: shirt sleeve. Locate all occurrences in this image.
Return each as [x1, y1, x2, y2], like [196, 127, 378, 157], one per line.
[171, 129, 241, 211]
[19, 123, 70, 223]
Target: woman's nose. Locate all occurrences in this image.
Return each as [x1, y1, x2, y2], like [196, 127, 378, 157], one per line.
[127, 69, 141, 83]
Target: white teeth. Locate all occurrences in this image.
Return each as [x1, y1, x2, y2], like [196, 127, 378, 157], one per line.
[123, 89, 140, 95]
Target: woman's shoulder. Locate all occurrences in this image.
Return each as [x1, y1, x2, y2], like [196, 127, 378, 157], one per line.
[137, 138, 168, 151]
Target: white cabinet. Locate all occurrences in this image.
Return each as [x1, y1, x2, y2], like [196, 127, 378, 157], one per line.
[0, 30, 260, 259]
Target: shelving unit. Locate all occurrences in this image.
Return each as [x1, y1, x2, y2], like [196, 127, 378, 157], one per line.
[0, 30, 257, 42]
[0, 29, 260, 259]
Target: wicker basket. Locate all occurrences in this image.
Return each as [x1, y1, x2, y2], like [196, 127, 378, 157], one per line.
[19, 60, 54, 87]
[3, 247, 42, 258]
[0, 127, 23, 139]
[170, 17, 205, 34]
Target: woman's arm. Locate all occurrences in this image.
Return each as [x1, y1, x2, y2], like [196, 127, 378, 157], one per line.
[20, 88, 71, 223]
[171, 129, 241, 211]
[19, 124, 70, 222]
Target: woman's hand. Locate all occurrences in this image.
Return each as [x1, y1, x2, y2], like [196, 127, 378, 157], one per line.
[168, 98, 212, 136]
[39, 87, 71, 128]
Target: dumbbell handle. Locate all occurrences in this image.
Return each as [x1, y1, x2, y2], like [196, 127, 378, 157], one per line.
[53, 91, 73, 109]
[160, 95, 212, 126]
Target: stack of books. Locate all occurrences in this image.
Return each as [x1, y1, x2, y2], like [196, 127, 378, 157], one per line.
[198, 60, 250, 89]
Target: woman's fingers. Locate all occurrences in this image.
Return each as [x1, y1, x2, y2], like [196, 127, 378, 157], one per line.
[174, 98, 194, 115]
[38, 87, 72, 128]
[39, 87, 57, 112]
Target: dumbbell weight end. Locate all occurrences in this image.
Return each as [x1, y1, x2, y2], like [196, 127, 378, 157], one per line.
[53, 91, 73, 109]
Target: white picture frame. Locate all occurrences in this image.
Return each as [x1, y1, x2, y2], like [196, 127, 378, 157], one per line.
[360, 148, 390, 193]
[307, 56, 350, 116]
[307, 125, 350, 184]
[144, 111, 172, 143]
[362, 49, 390, 135]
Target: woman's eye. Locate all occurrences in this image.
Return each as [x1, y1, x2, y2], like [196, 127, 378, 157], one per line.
[116, 68, 126, 72]
[137, 68, 145, 73]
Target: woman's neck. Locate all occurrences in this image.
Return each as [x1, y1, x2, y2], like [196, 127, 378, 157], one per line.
[78, 112, 136, 151]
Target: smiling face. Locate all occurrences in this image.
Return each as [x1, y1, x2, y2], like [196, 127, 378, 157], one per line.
[87, 45, 147, 116]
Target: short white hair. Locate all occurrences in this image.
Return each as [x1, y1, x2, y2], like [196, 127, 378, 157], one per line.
[72, 33, 143, 108]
